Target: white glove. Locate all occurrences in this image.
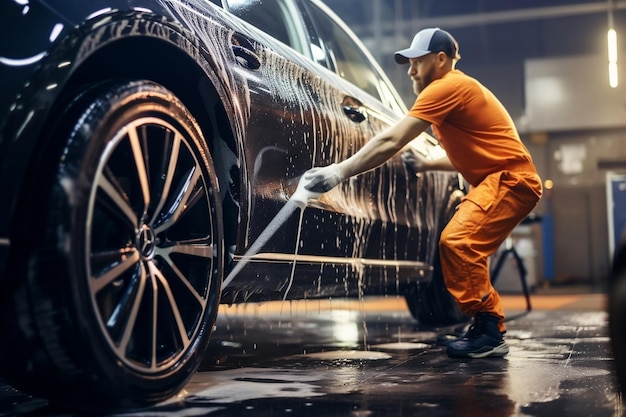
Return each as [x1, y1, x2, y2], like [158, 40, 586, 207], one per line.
[303, 163, 345, 193]
[290, 163, 345, 207]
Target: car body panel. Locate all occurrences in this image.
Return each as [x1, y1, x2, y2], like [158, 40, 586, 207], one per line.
[0, 0, 462, 302]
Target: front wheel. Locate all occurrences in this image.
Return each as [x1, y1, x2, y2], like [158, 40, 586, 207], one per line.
[1, 80, 223, 410]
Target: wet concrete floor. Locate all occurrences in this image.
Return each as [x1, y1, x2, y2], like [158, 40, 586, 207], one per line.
[1, 293, 624, 416]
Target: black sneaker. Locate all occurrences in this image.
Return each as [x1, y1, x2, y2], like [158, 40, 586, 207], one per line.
[446, 312, 509, 358]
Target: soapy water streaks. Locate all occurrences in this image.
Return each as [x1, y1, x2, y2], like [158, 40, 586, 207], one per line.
[165, 1, 459, 296]
[167, 3, 374, 292]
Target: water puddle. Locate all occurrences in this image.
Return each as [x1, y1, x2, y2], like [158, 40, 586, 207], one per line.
[296, 350, 391, 361]
[370, 342, 430, 350]
[179, 368, 325, 404]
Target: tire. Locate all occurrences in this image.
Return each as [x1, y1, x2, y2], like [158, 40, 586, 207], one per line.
[405, 187, 470, 327]
[0, 80, 223, 410]
[609, 240, 626, 396]
[405, 248, 470, 327]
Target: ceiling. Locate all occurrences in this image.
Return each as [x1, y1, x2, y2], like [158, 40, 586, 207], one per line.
[323, 0, 626, 67]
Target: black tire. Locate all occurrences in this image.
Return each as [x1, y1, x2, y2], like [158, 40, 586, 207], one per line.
[405, 248, 470, 327]
[609, 240, 626, 396]
[0, 80, 223, 410]
[405, 187, 470, 327]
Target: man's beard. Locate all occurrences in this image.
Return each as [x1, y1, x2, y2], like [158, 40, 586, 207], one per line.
[413, 69, 434, 95]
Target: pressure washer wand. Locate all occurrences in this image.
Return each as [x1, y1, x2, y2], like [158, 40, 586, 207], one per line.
[221, 177, 320, 288]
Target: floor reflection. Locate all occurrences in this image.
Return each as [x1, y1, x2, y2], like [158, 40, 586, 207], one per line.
[0, 297, 622, 417]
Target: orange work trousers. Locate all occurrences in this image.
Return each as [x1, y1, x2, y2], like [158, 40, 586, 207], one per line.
[439, 168, 542, 332]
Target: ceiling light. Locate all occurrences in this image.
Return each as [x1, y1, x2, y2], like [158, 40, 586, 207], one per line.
[608, 28, 618, 88]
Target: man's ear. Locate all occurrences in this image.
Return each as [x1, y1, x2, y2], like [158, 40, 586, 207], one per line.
[436, 51, 448, 67]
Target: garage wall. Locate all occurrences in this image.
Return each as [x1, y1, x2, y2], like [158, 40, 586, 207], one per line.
[521, 128, 626, 285]
[519, 54, 626, 285]
[524, 55, 626, 132]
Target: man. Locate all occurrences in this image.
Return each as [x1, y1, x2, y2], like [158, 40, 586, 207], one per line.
[301, 27, 542, 358]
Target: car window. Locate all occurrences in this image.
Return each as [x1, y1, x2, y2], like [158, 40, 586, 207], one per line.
[224, 0, 309, 57]
[303, 1, 406, 114]
[302, 2, 381, 100]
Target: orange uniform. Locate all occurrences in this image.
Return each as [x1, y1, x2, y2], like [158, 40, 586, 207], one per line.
[408, 69, 542, 332]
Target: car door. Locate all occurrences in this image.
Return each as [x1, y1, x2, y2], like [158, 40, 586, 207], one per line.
[221, 0, 440, 296]
[222, 0, 375, 261]
[299, 0, 423, 264]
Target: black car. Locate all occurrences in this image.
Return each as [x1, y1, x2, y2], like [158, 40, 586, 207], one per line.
[0, 0, 466, 410]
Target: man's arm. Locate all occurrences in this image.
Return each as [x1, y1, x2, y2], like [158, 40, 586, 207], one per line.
[300, 116, 430, 197]
[339, 115, 431, 178]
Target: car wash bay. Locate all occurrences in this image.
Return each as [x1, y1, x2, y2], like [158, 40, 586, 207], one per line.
[0, 291, 622, 417]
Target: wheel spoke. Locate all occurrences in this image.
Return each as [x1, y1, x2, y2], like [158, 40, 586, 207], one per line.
[97, 174, 139, 228]
[154, 166, 202, 234]
[148, 262, 192, 360]
[128, 123, 151, 214]
[149, 263, 159, 370]
[150, 131, 182, 226]
[91, 248, 140, 293]
[156, 242, 213, 305]
[115, 263, 147, 355]
[161, 240, 214, 260]
[104, 271, 138, 331]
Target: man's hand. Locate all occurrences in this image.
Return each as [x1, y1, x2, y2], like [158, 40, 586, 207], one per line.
[401, 150, 429, 174]
[302, 163, 345, 194]
[289, 163, 346, 208]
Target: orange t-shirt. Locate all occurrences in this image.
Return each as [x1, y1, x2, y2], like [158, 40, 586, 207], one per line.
[407, 69, 536, 187]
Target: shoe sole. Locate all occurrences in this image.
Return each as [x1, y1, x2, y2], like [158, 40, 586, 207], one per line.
[466, 343, 509, 359]
[446, 342, 509, 359]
